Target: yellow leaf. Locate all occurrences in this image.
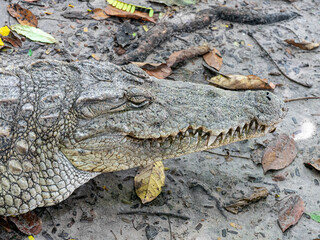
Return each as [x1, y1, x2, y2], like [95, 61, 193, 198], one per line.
[44, 11, 53, 15]
[28, 236, 35, 240]
[83, 27, 88, 32]
[91, 53, 100, 61]
[0, 26, 10, 36]
[68, 4, 74, 8]
[135, 161, 165, 204]
[0, 38, 4, 46]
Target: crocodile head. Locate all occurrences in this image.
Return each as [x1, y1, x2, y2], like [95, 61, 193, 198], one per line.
[61, 61, 287, 172]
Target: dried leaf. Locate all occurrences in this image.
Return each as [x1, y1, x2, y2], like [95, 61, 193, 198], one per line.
[208, 74, 275, 90]
[104, 5, 157, 23]
[135, 161, 165, 204]
[278, 195, 304, 232]
[10, 24, 56, 44]
[91, 53, 101, 61]
[7, 4, 38, 27]
[309, 212, 320, 223]
[132, 62, 172, 79]
[8, 211, 42, 235]
[304, 158, 320, 171]
[285, 39, 320, 50]
[0, 38, 4, 46]
[224, 187, 269, 214]
[203, 48, 223, 71]
[91, 8, 110, 20]
[0, 217, 12, 232]
[262, 134, 297, 173]
[166, 43, 210, 68]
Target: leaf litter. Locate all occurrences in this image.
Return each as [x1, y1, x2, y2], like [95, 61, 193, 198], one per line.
[134, 161, 165, 204]
[262, 134, 297, 173]
[7, 4, 38, 27]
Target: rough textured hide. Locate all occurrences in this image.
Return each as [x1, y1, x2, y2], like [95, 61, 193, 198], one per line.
[0, 60, 286, 216]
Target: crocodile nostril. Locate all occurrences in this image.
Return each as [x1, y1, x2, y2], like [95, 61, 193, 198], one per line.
[266, 96, 271, 101]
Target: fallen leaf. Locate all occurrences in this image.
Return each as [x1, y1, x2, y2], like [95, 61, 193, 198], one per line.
[44, 11, 53, 15]
[10, 24, 56, 43]
[208, 74, 275, 90]
[7, 4, 38, 27]
[83, 27, 88, 32]
[262, 134, 297, 173]
[149, 0, 196, 6]
[68, 4, 75, 8]
[309, 212, 320, 223]
[135, 161, 165, 204]
[91, 8, 110, 20]
[0, 38, 3, 46]
[166, 43, 210, 68]
[104, 5, 157, 23]
[203, 48, 223, 71]
[8, 211, 42, 235]
[132, 62, 172, 79]
[23, 0, 39, 2]
[304, 159, 320, 171]
[285, 39, 320, 50]
[224, 187, 269, 214]
[0, 216, 12, 232]
[278, 195, 304, 232]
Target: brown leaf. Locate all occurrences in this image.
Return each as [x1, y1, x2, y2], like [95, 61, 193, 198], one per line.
[0, 217, 12, 232]
[1, 32, 22, 48]
[166, 43, 210, 68]
[272, 172, 288, 182]
[278, 195, 304, 232]
[91, 8, 110, 20]
[304, 158, 320, 171]
[8, 211, 42, 235]
[203, 48, 223, 71]
[224, 187, 269, 214]
[132, 62, 172, 79]
[262, 134, 297, 174]
[7, 4, 38, 27]
[104, 5, 157, 23]
[285, 39, 320, 50]
[208, 74, 275, 90]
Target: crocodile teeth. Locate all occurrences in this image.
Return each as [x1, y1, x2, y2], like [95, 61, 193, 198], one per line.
[250, 120, 257, 132]
[185, 131, 190, 137]
[207, 135, 215, 146]
[194, 132, 199, 139]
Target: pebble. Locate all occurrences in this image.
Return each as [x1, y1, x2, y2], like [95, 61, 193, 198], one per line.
[222, 229, 227, 237]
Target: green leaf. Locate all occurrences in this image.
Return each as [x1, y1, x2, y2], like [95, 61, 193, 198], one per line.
[10, 24, 56, 44]
[149, 0, 196, 6]
[28, 49, 33, 56]
[309, 212, 320, 223]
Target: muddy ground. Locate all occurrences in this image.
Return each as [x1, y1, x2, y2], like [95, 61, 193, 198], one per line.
[0, 0, 320, 239]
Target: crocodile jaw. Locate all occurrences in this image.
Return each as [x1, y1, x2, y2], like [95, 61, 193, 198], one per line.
[62, 77, 286, 172]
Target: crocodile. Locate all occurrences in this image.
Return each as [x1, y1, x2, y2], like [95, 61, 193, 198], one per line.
[0, 60, 286, 216]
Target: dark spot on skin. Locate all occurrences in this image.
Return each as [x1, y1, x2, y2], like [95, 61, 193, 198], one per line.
[267, 96, 271, 101]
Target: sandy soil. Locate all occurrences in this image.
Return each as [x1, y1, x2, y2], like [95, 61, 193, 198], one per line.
[0, 0, 319, 239]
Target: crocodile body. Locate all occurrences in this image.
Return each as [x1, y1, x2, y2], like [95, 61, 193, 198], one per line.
[0, 60, 286, 216]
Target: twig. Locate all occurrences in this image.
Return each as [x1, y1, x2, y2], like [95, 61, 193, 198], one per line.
[284, 96, 320, 103]
[168, 217, 173, 240]
[248, 32, 312, 88]
[110, 230, 118, 240]
[118, 211, 190, 220]
[276, 25, 300, 40]
[205, 150, 251, 160]
[189, 180, 227, 219]
[21, 1, 45, 7]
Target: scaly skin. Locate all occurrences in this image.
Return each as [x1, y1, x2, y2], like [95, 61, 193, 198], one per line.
[0, 60, 286, 216]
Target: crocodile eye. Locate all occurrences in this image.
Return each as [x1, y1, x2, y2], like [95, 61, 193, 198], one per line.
[126, 87, 152, 107]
